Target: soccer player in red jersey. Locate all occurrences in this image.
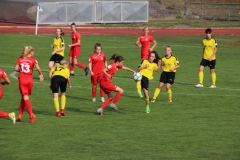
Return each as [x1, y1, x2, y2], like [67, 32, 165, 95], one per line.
[97, 54, 135, 115]
[68, 22, 88, 76]
[0, 68, 16, 124]
[135, 26, 157, 60]
[15, 46, 44, 123]
[89, 43, 107, 102]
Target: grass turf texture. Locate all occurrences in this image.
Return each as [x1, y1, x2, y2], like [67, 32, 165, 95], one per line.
[0, 34, 239, 160]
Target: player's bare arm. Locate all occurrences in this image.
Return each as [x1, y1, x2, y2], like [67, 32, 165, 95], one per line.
[1, 77, 11, 85]
[209, 47, 217, 61]
[122, 66, 135, 73]
[150, 40, 157, 51]
[35, 64, 44, 82]
[68, 40, 80, 48]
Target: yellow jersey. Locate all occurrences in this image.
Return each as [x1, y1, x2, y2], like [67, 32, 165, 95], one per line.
[161, 55, 179, 73]
[51, 66, 70, 79]
[202, 37, 217, 60]
[53, 37, 64, 57]
[139, 60, 158, 80]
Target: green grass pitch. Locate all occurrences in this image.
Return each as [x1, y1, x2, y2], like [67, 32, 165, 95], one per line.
[0, 33, 239, 160]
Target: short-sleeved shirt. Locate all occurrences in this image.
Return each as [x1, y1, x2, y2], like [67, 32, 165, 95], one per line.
[0, 69, 8, 82]
[202, 37, 217, 60]
[51, 66, 70, 79]
[101, 62, 122, 82]
[89, 53, 106, 74]
[137, 34, 154, 58]
[16, 57, 38, 79]
[139, 60, 157, 80]
[71, 31, 81, 48]
[161, 55, 179, 73]
[53, 36, 64, 57]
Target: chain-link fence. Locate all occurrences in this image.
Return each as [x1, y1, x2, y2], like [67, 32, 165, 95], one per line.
[184, 2, 240, 21]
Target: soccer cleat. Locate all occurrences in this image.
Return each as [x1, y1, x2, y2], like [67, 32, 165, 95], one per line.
[85, 67, 89, 76]
[55, 112, 60, 117]
[168, 99, 172, 103]
[110, 103, 119, 111]
[60, 109, 66, 116]
[30, 114, 36, 123]
[17, 114, 22, 122]
[151, 99, 155, 102]
[138, 92, 143, 98]
[209, 85, 216, 88]
[195, 83, 203, 88]
[70, 73, 74, 76]
[146, 106, 150, 113]
[101, 97, 105, 102]
[9, 112, 16, 124]
[92, 98, 96, 102]
[97, 108, 103, 115]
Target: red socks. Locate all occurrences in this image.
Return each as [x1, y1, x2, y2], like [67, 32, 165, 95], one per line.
[113, 92, 123, 104]
[70, 62, 74, 72]
[0, 111, 9, 118]
[24, 100, 33, 116]
[76, 62, 86, 70]
[100, 88, 105, 97]
[18, 99, 25, 116]
[92, 87, 97, 98]
[100, 98, 112, 109]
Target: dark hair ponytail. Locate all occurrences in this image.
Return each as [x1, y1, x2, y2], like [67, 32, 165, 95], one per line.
[94, 43, 102, 52]
[109, 54, 124, 62]
[150, 51, 160, 64]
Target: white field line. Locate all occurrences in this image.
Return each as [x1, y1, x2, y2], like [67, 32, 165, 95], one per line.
[1, 64, 239, 93]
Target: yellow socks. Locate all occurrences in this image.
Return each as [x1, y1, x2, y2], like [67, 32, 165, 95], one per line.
[211, 73, 216, 85]
[54, 98, 59, 112]
[61, 96, 66, 110]
[136, 81, 143, 98]
[153, 88, 161, 100]
[167, 89, 172, 100]
[145, 96, 149, 106]
[199, 71, 203, 84]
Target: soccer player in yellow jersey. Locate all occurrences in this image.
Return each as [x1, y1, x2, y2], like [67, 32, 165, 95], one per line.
[151, 46, 180, 103]
[48, 28, 65, 69]
[195, 28, 217, 88]
[136, 51, 161, 113]
[49, 60, 71, 117]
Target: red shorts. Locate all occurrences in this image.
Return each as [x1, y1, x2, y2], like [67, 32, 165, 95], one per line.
[91, 72, 103, 85]
[69, 47, 81, 59]
[0, 87, 3, 99]
[100, 80, 117, 94]
[141, 49, 150, 60]
[19, 77, 33, 96]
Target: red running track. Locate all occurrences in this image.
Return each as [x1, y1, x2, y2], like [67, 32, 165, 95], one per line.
[0, 22, 240, 35]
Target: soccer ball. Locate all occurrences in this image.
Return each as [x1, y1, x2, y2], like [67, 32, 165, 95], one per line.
[133, 72, 142, 81]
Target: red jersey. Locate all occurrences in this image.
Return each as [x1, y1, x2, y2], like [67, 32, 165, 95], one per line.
[16, 57, 38, 79]
[0, 68, 7, 82]
[137, 34, 154, 57]
[71, 31, 81, 48]
[89, 52, 106, 74]
[101, 62, 122, 82]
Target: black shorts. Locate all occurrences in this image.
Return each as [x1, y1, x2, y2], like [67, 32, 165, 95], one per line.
[159, 71, 175, 84]
[49, 54, 64, 64]
[200, 58, 216, 69]
[51, 76, 67, 93]
[141, 75, 149, 90]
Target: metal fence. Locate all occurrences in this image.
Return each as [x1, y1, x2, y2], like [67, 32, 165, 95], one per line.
[0, 1, 149, 24]
[184, 2, 240, 21]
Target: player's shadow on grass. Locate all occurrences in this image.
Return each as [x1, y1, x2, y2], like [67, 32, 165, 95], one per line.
[33, 109, 52, 116]
[67, 95, 88, 101]
[174, 82, 195, 86]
